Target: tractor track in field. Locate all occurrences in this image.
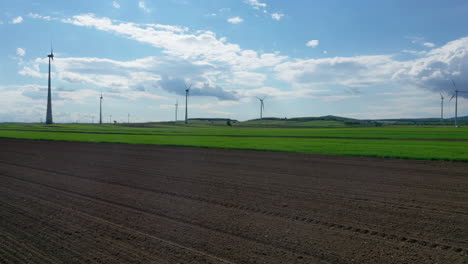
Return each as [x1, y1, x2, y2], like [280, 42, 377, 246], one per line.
[0, 189, 236, 264]
[1, 138, 467, 263]
[1, 170, 466, 256]
[2, 128, 468, 142]
[1, 159, 466, 217]
[0, 174, 338, 263]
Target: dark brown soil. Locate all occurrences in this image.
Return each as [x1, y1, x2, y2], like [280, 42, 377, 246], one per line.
[0, 138, 467, 264]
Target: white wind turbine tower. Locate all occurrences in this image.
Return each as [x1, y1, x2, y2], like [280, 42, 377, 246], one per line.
[99, 93, 103, 124]
[256, 96, 266, 120]
[440, 92, 444, 122]
[175, 99, 178, 122]
[449, 80, 468, 128]
[184, 83, 191, 125]
[45, 45, 54, 124]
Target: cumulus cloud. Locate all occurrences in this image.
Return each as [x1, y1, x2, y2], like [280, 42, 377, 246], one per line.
[11, 16, 23, 24]
[28, 13, 52, 20]
[245, 0, 267, 9]
[402, 49, 427, 56]
[28, 13, 468, 102]
[275, 55, 400, 88]
[423, 42, 436, 48]
[245, 0, 285, 21]
[112, 1, 120, 8]
[16, 48, 26, 57]
[19, 64, 45, 78]
[18, 55, 241, 100]
[271, 13, 284, 21]
[230, 71, 266, 87]
[157, 76, 238, 100]
[138, 1, 151, 13]
[227, 16, 243, 24]
[22, 12, 287, 101]
[276, 37, 468, 98]
[393, 37, 468, 96]
[306, 40, 319, 47]
[56, 13, 286, 70]
[409, 36, 436, 49]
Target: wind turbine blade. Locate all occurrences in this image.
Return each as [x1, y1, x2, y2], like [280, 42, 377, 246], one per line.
[449, 94, 455, 101]
[50, 43, 54, 60]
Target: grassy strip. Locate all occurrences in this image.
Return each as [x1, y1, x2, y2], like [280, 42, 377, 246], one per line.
[1, 130, 468, 161]
[2, 124, 468, 140]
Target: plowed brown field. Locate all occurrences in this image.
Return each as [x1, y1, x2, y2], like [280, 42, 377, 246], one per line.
[0, 138, 467, 263]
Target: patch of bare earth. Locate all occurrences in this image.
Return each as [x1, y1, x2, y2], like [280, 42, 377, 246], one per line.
[0, 138, 466, 263]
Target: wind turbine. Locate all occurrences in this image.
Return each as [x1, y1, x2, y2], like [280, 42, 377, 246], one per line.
[99, 93, 103, 124]
[440, 92, 444, 122]
[175, 99, 178, 122]
[256, 96, 266, 120]
[450, 80, 468, 128]
[185, 83, 191, 124]
[45, 45, 54, 124]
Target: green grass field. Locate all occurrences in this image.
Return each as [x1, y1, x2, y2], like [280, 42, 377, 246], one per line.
[1, 123, 468, 161]
[1, 123, 468, 139]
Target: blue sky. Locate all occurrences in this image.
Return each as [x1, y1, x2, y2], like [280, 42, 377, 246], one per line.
[1, 0, 468, 123]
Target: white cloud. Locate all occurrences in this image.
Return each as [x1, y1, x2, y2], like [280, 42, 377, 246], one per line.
[277, 36, 468, 98]
[245, 0, 267, 10]
[306, 40, 319, 48]
[19, 55, 240, 100]
[323, 50, 328, 54]
[57, 14, 286, 70]
[0, 21, 4, 25]
[245, 0, 285, 21]
[28, 13, 52, 20]
[230, 71, 266, 87]
[112, 1, 120, 8]
[25, 13, 290, 102]
[16, 48, 26, 57]
[235, 86, 357, 102]
[19, 65, 46, 78]
[393, 37, 468, 95]
[402, 49, 427, 56]
[423, 42, 436, 48]
[144, 23, 188, 33]
[11, 16, 23, 24]
[408, 36, 436, 49]
[138, 1, 151, 13]
[28, 13, 468, 104]
[275, 55, 400, 88]
[271, 13, 284, 21]
[227, 16, 243, 24]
